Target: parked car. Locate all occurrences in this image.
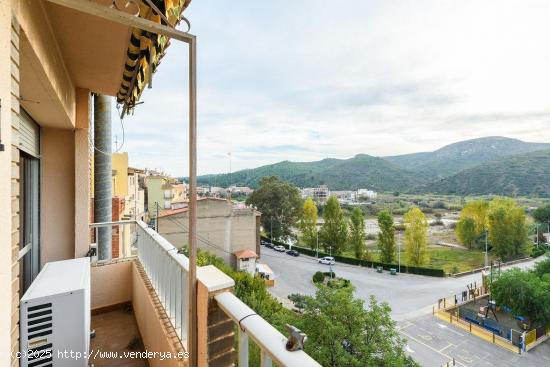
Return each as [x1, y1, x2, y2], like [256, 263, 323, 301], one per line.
[318, 256, 335, 265]
[274, 245, 286, 252]
[286, 249, 300, 257]
[263, 241, 274, 249]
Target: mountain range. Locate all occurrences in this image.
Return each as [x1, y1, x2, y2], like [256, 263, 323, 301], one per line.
[196, 137, 550, 197]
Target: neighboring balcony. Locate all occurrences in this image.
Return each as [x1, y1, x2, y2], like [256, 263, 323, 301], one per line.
[88, 221, 320, 367]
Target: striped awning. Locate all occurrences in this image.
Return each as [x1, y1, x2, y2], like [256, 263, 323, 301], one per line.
[117, 0, 191, 112]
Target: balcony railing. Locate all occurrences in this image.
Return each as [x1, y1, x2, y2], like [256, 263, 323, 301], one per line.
[215, 292, 321, 367]
[89, 220, 321, 366]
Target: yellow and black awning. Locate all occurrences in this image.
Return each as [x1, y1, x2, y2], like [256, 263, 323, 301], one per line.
[117, 0, 191, 112]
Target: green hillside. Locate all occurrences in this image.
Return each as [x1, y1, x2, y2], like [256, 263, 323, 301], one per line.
[197, 154, 422, 191]
[385, 136, 550, 179]
[421, 149, 550, 197]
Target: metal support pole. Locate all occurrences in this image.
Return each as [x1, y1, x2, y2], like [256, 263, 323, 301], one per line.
[484, 229, 488, 268]
[94, 94, 112, 260]
[187, 35, 198, 367]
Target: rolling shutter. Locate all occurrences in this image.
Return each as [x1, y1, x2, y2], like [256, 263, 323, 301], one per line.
[19, 109, 40, 158]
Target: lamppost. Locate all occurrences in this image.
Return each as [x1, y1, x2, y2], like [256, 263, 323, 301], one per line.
[484, 229, 488, 269]
[398, 230, 401, 273]
[329, 246, 333, 279]
[316, 228, 319, 258]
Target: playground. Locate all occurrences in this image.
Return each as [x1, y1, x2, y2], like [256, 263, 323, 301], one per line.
[435, 288, 550, 353]
[457, 295, 526, 345]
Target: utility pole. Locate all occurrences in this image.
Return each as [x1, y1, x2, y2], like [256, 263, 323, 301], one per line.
[155, 202, 159, 232]
[270, 215, 273, 241]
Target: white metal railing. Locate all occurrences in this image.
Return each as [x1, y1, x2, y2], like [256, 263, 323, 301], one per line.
[135, 221, 190, 344]
[214, 292, 321, 367]
[90, 220, 320, 366]
[89, 220, 189, 344]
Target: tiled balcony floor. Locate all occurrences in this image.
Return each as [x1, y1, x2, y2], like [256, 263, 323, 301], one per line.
[90, 306, 149, 367]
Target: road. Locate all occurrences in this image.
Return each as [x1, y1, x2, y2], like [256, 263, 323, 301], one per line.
[260, 248, 547, 366]
[262, 248, 541, 321]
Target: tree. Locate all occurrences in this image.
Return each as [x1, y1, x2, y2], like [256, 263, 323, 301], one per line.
[491, 267, 550, 328]
[459, 199, 489, 237]
[487, 197, 527, 261]
[246, 176, 302, 240]
[300, 197, 318, 250]
[404, 207, 429, 266]
[456, 217, 477, 248]
[533, 205, 550, 226]
[320, 196, 348, 254]
[377, 211, 396, 263]
[349, 207, 366, 259]
[300, 285, 419, 367]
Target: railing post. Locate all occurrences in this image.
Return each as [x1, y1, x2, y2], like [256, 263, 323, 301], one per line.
[239, 328, 249, 367]
[261, 351, 272, 367]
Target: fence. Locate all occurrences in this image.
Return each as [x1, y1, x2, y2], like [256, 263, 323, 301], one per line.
[262, 236, 445, 277]
[434, 308, 520, 354]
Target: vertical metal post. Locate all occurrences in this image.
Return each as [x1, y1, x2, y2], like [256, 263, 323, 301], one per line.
[261, 351, 272, 367]
[187, 35, 198, 367]
[238, 329, 249, 367]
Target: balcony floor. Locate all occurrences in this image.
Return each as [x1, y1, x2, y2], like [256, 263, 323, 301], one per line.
[90, 306, 149, 367]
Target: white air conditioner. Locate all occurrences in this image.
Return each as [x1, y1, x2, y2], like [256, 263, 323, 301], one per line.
[20, 257, 91, 367]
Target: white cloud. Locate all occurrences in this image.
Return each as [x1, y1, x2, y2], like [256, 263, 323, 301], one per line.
[113, 0, 550, 176]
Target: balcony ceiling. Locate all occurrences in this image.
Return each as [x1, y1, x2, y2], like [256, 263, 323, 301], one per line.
[43, 1, 131, 96]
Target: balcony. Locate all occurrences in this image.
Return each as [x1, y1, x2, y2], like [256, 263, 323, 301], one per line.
[88, 221, 320, 366]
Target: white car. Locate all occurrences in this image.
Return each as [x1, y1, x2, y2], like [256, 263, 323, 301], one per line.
[318, 256, 335, 265]
[273, 245, 286, 252]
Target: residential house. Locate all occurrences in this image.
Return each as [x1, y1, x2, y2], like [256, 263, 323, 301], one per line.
[0, 2, 318, 367]
[157, 197, 262, 267]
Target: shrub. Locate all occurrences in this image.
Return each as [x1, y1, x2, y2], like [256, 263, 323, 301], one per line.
[327, 278, 351, 289]
[313, 271, 325, 283]
[323, 271, 336, 279]
[531, 247, 548, 258]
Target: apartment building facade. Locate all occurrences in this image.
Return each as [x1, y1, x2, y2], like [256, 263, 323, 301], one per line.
[0, 2, 319, 367]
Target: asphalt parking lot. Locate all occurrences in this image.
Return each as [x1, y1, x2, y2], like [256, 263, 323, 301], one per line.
[260, 247, 549, 367]
[400, 314, 550, 367]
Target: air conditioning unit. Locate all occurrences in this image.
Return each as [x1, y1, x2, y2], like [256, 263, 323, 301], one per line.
[20, 257, 91, 367]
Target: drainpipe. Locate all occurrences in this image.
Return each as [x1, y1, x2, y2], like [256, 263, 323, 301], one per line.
[94, 94, 112, 260]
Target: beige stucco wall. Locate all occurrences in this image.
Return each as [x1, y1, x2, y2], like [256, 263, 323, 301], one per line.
[132, 262, 186, 367]
[74, 88, 91, 258]
[41, 127, 75, 264]
[91, 260, 133, 310]
[13, 0, 75, 128]
[159, 199, 260, 265]
[0, 2, 17, 366]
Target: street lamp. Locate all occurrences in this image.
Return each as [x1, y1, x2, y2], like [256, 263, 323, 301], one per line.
[398, 230, 401, 273]
[329, 246, 333, 279]
[484, 229, 488, 269]
[316, 228, 319, 258]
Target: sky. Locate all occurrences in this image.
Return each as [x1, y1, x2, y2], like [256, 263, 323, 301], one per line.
[112, 0, 550, 176]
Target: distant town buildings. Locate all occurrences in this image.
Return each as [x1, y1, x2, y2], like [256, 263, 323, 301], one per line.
[301, 185, 377, 205]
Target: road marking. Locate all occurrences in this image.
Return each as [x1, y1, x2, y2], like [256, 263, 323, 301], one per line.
[405, 345, 415, 353]
[439, 343, 454, 353]
[437, 322, 465, 336]
[400, 330, 468, 367]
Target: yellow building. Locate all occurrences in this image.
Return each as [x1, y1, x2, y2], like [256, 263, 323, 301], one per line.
[112, 152, 129, 197]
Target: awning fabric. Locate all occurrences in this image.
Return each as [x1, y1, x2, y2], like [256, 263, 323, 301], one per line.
[117, 0, 191, 111]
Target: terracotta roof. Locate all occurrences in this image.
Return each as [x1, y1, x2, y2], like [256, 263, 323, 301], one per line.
[233, 249, 259, 259]
[158, 207, 188, 218]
